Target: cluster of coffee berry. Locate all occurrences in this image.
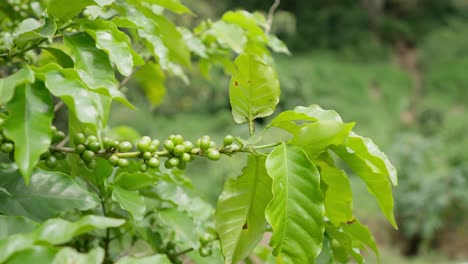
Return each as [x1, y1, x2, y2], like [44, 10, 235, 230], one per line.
[0, 117, 14, 159]
[198, 232, 217, 257]
[69, 132, 240, 172]
[40, 126, 67, 168]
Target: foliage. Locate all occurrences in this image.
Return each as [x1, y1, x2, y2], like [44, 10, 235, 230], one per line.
[389, 131, 468, 253]
[0, 0, 397, 263]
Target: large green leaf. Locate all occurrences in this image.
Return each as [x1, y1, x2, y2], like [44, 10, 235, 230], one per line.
[52, 247, 104, 264]
[332, 135, 397, 228]
[35, 64, 110, 128]
[47, 0, 114, 21]
[265, 143, 324, 263]
[214, 155, 272, 264]
[0, 68, 35, 105]
[229, 54, 280, 124]
[0, 215, 124, 262]
[112, 186, 146, 221]
[0, 167, 100, 221]
[115, 254, 171, 264]
[5, 246, 57, 264]
[345, 132, 397, 186]
[63, 32, 133, 108]
[289, 120, 354, 159]
[14, 18, 56, 48]
[268, 105, 343, 133]
[0, 216, 38, 239]
[318, 162, 353, 226]
[341, 219, 379, 260]
[83, 19, 144, 76]
[3, 82, 53, 181]
[211, 21, 247, 54]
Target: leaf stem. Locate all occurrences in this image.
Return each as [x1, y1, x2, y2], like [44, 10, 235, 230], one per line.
[253, 142, 281, 150]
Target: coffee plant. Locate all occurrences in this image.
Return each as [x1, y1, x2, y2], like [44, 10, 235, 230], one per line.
[0, 0, 398, 263]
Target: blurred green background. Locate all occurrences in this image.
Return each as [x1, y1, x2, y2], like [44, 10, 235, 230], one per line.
[110, 0, 468, 262]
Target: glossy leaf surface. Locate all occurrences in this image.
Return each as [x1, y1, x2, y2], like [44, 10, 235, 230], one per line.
[4, 82, 53, 181]
[265, 143, 324, 263]
[215, 155, 272, 264]
[229, 54, 280, 124]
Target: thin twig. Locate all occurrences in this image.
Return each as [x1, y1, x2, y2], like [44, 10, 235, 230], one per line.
[266, 0, 281, 34]
[174, 247, 194, 257]
[54, 101, 65, 112]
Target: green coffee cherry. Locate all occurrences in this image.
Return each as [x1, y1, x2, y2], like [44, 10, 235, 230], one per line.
[199, 247, 212, 257]
[54, 151, 66, 160]
[40, 151, 51, 160]
[0, 142, 14, 153]
[75, 144, 86, 154]
[0, 118, 5, 127]
[176, 161, 187, 170]
[86, 159, 97, 169]
[223, 135, 234, 146]
[200, 233, 215, 245]
[142, 151, 152, 160]
[163, 140, 174, 151]
[87, 135, 98, 143]
[118, 141, 133, 152]
[103, 137, 113, 149]
[52, 130, 66, 143]
[148, 139, 160, 152]
[183, 141, 194, 151]
[137, 136, 152, 152]
[200, 136, 211, 151]
[74, 133, 86, 145]
[148, 157, 160, 168]
[139, 163, 148, 172]
[207, 149, 220, 161]
[81, 150, 95, 161]
[181, 153, 191, 162]
[172, 134, 184, 145]
[109, 154, 119, 166]
[118, 158, 130, 168]
[88, 141, 101, 152]
[45, 155, 57, 168]
[173, 144, 185, 156]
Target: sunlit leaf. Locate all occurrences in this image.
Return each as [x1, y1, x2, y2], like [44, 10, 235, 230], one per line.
[83, 19, 144, 76]
[4, 82, 53, 181]
[211, 21, 247, 54]
[215, 155, 272, 264]
[332, 133, 398, 228]
[14, 18, 56, 48]
[144, 0, 193, 15]
[47, 0, 114, 20]
[64, 32, 133, 108]
[229, 53, 280, 124]
[317, 162, 353, 226]
[0, 67, 35, 105]
[289, 120, 354, 158]
[265, 143, 324, 263]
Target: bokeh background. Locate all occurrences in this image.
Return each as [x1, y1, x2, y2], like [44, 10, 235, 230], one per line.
[109, 1, 468, 262]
